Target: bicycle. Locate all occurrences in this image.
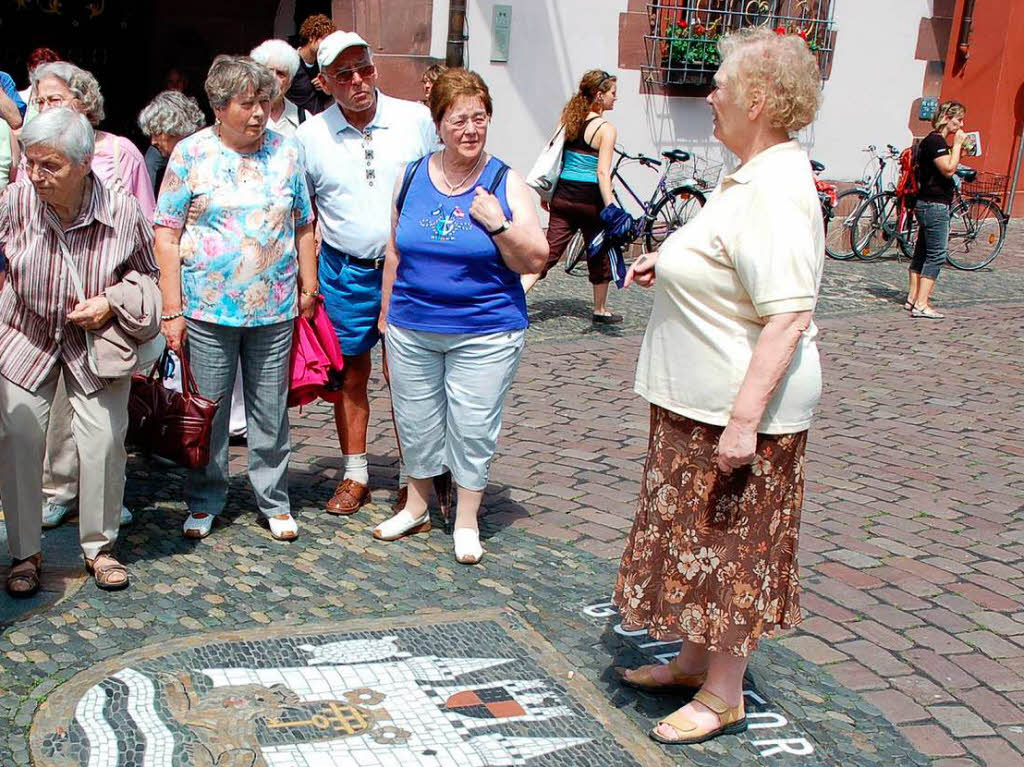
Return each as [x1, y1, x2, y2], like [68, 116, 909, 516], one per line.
[849, 166, 1007, 269]
[824, 144, 900, 261]
[564, 147, 719, 274]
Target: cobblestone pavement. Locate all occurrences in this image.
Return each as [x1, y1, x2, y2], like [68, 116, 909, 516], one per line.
[1, 236, 1022, 765]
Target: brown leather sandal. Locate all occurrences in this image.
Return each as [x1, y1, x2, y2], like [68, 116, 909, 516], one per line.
[615, 664, 707, 692]
[326, 479, 370, 515]
[84, 553, 130, 591]
[5, 553, 42, 598]
[650, 688, 747, 745]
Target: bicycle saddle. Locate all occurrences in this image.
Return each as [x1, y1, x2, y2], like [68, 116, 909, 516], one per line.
[810, 159, 825, 172]
[956, 166, 977, 181]
[662, 149, 691, 163]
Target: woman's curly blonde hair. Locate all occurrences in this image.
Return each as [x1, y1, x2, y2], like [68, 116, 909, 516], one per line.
[718, 27, 821, 135]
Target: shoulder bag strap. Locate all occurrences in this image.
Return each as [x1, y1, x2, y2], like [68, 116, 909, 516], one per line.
[56, 234, 87, 304]
[396, 155, 426, 216]
[486, 162, 510, 195]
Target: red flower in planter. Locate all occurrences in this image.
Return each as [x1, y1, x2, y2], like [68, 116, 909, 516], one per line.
[797, 28, 808, 40]
[774, 25, 787, 35]
[694, 23, 706, 36]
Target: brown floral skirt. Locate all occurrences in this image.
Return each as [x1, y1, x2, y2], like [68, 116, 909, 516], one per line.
[613, 405, 808, 657]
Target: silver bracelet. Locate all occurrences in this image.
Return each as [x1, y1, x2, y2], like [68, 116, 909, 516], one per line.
[161, 311, 184, 321]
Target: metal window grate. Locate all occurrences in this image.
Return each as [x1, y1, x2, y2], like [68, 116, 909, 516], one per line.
[643, 0, 837, 89]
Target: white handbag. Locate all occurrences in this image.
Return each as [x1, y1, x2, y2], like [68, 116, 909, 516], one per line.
[526, 124, 565, 202]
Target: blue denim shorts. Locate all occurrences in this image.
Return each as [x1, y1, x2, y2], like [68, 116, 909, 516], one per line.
[319, 241, 383, 357]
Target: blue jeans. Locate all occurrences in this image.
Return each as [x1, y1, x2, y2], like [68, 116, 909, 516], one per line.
[912, 201, 950, 279]
[184, 319, 293, 518]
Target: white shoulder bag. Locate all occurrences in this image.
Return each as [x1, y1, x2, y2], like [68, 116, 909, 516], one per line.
[526, 124, 566, 203]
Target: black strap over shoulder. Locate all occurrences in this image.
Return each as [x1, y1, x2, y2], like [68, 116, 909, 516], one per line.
[396, 156, 426, 216]
[486, 162, 510, 194]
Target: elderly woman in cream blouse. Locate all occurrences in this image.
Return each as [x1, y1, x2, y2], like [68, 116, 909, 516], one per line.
[613, 28, 825, 747]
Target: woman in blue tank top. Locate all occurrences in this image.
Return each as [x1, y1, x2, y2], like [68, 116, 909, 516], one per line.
[521, 69, 621, 323]
[376, 69, 548, 564]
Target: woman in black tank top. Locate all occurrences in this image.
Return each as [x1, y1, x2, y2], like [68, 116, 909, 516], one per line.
[522, 69, 622, 323]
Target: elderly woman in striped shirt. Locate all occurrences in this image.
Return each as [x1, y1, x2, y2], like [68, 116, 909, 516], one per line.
[0, 109, 160, 595]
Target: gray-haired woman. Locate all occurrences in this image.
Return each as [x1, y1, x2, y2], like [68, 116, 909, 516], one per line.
[31, 61, 157, 533]
[138, 90, 206, 192]
[154, 55, 317, 542]
[0, 109, 160, 595]
[250, 39, 302, 136]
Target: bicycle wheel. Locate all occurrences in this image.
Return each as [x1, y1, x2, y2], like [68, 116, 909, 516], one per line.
[825, 188, 868, 260]
[946, 196, 1006, 270]
[850, 191, 897, 261]
[643, 186, 706, 252]
[897, 205, 918, 259]
[563, 231, 587, 275]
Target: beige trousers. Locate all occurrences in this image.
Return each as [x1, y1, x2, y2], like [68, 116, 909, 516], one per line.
[0, 365, 130, 561]
[42, 375, 78, 505]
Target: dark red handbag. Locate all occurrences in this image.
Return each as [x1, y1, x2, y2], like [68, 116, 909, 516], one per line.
[127, 347, 219, 469]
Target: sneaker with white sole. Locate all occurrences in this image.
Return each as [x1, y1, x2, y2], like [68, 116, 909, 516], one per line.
[182, 512, 214, 539]
[42, 502, 78, 528]
[268, 513, 298, 541]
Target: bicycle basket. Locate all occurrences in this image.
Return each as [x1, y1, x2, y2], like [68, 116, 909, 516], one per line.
[961, 171, 1007, 197]
[665, 153, 724, 191]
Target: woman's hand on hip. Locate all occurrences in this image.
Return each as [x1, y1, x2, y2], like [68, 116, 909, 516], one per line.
[67, 296, 113, 330]
[299, 292, 317, 320]
[624, 251, 658, 288]
[715, 419, 757, 474]
[161, 316, 187, 354]
[469, 187, 507, 232]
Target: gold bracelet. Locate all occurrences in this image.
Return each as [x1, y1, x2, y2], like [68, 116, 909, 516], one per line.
[300, 286, 319, 297]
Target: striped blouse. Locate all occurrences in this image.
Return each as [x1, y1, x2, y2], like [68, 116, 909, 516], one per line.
[0, 176, 159, 394]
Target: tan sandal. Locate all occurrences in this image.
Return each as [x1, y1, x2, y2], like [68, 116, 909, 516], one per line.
[615, 664, 707, 692]
[650, 688, 747, 745]
[5, 553, 42, 598]
[84, 553, 130, 592]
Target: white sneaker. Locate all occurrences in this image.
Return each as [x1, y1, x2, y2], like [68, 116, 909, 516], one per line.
[120, 505, 134, 526]
[268, 513, 299, 541]
[183, 512, 214, 539]
[372, 509, 431, 541]
[453, 527, 484, 565]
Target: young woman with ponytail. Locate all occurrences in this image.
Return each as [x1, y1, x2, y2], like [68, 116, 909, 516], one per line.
[522, 69, 621, 323]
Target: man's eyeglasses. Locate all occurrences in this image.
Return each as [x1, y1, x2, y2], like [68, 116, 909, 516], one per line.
[445, 113, 489, 131]
[325, 64, 376, 83]
[32, 95, 68, 110]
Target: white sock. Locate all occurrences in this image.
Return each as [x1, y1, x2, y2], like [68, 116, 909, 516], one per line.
[398, 460, 408, 488]
[343, 453, 369, 485]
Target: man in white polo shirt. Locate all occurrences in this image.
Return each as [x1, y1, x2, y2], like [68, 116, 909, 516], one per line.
[297, 31, 436, 516]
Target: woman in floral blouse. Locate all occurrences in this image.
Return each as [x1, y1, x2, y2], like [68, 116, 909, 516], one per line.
[154, 55, 316, 542]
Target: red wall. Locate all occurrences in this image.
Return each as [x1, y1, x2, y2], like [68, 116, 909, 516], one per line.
[940, 0, 1024, 215]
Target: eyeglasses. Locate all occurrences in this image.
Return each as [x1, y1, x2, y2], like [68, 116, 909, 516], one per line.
[24, 159, 60, 179]
[445, 112, 489, 131]
[325, 64, 376, 83]
[32, 94, 67, 110]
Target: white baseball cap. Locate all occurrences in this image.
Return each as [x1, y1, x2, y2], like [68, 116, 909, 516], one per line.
[317, 31, 371, 69]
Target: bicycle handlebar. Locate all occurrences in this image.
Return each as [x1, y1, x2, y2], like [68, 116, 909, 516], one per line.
[615, 147, 662, 167]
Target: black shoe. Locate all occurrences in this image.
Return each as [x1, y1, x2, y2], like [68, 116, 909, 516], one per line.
[592, 312, 623, 324]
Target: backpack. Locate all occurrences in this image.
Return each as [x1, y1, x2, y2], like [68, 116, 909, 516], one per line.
[896, 146, 919, 207]
[396, 155, 510, 215]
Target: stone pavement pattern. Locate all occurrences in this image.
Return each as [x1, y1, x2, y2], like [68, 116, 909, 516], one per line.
[0, 242, 1022, 766]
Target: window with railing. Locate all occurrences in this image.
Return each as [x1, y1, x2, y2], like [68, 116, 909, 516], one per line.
[643, 0, 837, 90]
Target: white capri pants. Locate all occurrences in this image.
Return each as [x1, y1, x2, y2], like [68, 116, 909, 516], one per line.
[385, 325, 525, 491]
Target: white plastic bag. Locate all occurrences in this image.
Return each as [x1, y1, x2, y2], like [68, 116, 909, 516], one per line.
[526, 124, 565, 202]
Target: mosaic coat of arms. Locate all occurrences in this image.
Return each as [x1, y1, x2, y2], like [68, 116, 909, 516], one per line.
[33, 622, 637, 767]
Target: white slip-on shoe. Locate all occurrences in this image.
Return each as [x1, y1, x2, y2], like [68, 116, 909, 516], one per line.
[372, 510, 431, 541]
[453, 527, 484, 565]
[182, 512, 214, 539]
[268, 513, 299, 541]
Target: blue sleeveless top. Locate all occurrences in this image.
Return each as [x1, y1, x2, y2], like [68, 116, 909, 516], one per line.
[389, 155, 528, 334]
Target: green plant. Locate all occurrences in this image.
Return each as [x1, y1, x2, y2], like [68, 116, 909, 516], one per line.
[664, 20, 721, 69]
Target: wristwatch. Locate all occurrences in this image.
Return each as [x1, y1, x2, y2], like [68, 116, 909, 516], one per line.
[487, 219, 511, 237]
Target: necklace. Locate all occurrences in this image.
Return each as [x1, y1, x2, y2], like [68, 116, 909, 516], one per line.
[440, 150, 484, 195]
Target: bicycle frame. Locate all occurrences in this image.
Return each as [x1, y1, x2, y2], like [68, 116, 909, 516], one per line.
[609, 149, 701, 224]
